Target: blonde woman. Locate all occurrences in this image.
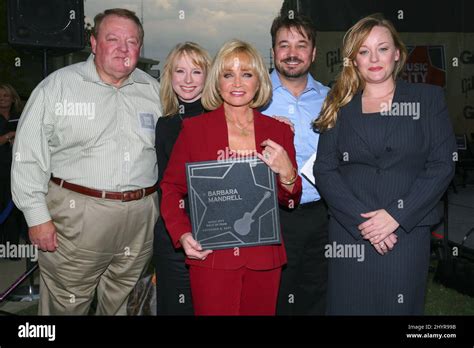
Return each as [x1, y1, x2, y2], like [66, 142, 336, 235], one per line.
[0, 83, 21, 146]
[154, 42, 210, 315]
[160, 40, 302, 315]
[313, 14, 456, 315]
[0, 83, 25, 251]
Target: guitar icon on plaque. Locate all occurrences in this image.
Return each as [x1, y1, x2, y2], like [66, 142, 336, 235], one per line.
[233, 191, 271, 236]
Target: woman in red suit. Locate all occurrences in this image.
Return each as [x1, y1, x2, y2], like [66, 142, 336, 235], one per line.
[160, 39, 302, 315]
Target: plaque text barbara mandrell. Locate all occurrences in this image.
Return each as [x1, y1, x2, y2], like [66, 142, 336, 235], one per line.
[207, 188, 243, 203]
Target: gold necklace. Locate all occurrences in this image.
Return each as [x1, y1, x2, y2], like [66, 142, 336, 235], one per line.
[226, 115, 254, 136]
[362, 86, 395, 99]
[233, 122, 253, 136]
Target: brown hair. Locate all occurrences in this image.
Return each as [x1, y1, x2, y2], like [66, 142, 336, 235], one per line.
[315, 13, 407, 132]
[270, 13, 317, 49]
[92, 8, 144, 44]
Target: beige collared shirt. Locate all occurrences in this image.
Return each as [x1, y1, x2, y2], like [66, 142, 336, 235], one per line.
[12, 54, 162, 227]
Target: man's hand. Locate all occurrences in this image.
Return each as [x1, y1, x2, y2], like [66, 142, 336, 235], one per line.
[179, 232, 213, 260]
[272, 115, 295, 133]
[29, 220, 58, 252]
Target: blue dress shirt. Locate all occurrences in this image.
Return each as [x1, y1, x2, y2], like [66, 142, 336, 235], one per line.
[261, 70, 329, 204]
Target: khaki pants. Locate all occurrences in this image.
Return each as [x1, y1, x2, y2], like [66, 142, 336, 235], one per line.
[38, 182, 158, 315]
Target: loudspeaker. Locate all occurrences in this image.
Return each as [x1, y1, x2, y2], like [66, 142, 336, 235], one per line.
[432, 190, 474, 297]
[7, 0, 85, 51]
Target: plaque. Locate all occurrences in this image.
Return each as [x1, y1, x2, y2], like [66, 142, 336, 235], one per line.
[186, 158, 281, 250]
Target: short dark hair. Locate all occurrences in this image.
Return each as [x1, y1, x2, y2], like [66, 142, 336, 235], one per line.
[92, 8, 144, 44]
[270, 14, 317, 48]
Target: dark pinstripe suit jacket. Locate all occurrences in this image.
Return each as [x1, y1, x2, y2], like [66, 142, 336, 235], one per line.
[313, 79, 456, 315]
[314, 79, 456, 240]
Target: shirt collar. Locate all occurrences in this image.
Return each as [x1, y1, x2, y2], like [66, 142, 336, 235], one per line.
[82, 54, 150, 86]
[270, 69, 321, 95]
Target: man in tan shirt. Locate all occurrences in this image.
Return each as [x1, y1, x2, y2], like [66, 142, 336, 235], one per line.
[12, 8, 161, 315]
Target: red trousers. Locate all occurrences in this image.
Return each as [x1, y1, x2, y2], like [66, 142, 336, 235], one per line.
[189, 266, 281, 315]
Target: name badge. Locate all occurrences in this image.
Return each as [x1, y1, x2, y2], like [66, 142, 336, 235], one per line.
[138, 112, 155, 131]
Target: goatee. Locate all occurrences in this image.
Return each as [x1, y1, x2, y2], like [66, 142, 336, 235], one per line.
[275, 65, 310, 79]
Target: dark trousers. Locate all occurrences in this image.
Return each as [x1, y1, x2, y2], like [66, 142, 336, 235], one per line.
[276, 200, 329, 315]
[153, 216, 194, 315]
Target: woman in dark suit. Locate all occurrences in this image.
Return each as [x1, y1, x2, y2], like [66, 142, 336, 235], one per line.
[160, 39, 302, 315]
[154, 42, 211, 315]
[313, 14, 456, 315]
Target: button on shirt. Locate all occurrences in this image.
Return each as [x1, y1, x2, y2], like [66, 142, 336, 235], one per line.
[261, 70, 329, 204]
[11, 54, 162, 226]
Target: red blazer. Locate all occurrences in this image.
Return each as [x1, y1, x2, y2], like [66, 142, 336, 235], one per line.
[160, 105, 302, 270]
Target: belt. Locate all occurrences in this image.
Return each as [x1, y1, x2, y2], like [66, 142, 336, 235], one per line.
[51, 177, 158, 202]
[297, 199, 326, 210]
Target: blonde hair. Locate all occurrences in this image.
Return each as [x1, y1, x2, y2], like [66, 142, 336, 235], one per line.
[0, 83, 22, 114]
[315, 13, 407, 132]
[159, 42, 211, 116]
[202, 39, 272, 110]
